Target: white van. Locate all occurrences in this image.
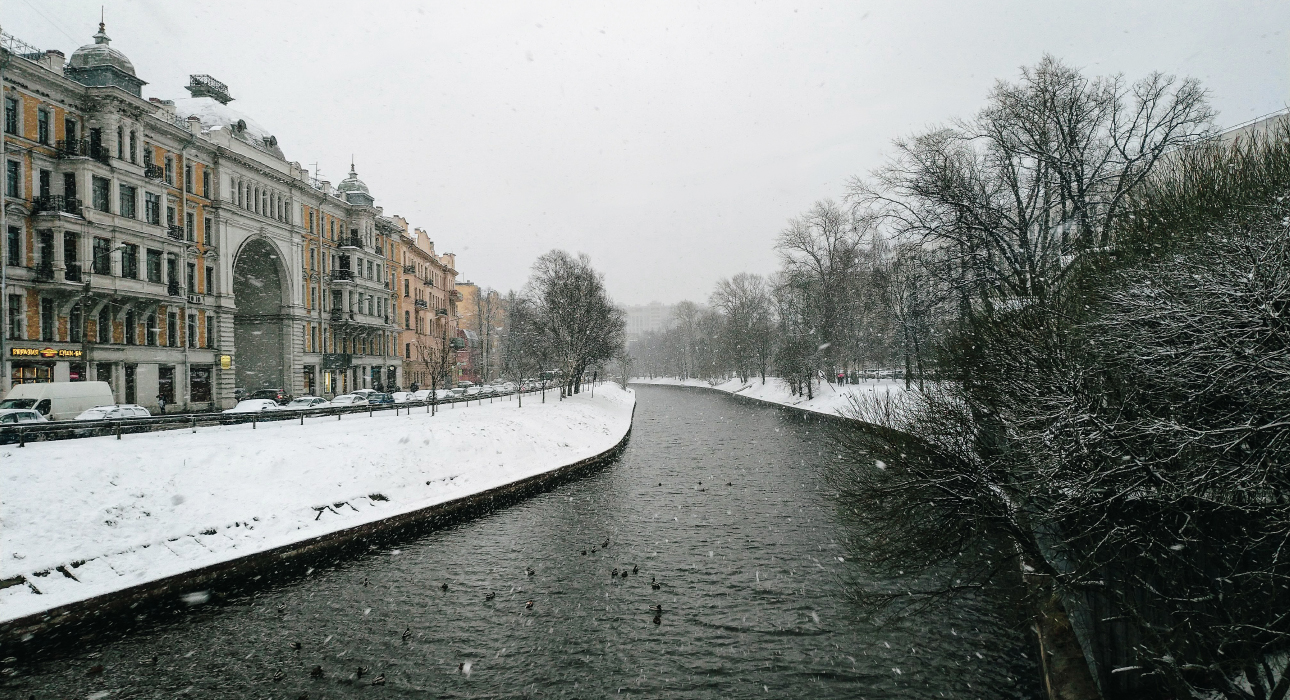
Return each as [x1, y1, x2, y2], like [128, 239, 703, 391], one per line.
[0, 381, 116, 421]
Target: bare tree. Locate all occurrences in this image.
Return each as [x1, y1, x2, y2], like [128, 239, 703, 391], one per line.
[525, 250, 626, 396]
[853, 55, 1213, 311]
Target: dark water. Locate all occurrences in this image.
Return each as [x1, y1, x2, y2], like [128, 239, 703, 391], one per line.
[10, 385, 1037, 698]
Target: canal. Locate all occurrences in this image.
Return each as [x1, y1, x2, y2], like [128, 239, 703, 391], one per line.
[12, 384, 1038, 698]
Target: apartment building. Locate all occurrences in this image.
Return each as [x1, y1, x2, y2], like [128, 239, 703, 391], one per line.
[390, 216, 460, 389]
[0, 22, 418, 408]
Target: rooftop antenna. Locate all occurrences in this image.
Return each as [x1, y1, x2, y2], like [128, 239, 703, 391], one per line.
[100, 6, 105, 31]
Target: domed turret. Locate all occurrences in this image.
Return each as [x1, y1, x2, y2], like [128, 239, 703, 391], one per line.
[66, 21, 146, 97]
[337, 163, 374, 205]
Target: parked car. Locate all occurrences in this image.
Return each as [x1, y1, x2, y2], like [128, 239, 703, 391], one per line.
[329, 394, 368, 406]
[0, 409, 48, 424]
[248, 388, 292, 405]
[0, 381, 115, 421]
[411, 389, 433, 402]
[450, 387, 466, 397]
[223, 399, 281, 414]
[463, 386, 481, 397]
[351, 389, 377, 399]
[391, 392, 414, 404]
[283, 396, 331, 410]
[367, 393, 394, 406]
[435, 389, 454, 401]
[73, 404, 151, 421]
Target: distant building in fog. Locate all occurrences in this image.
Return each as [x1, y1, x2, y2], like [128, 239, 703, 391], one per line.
[1220, 108, 1289, 146]
[623, 302, 675, 342]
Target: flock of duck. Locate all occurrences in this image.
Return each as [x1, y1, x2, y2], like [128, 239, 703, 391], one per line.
[474, 538, 667, 624]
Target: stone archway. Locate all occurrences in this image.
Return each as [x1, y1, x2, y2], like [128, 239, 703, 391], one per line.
[232, 237, 288, 392]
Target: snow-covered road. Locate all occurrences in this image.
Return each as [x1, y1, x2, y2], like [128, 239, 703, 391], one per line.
[0, 385, 635, 624]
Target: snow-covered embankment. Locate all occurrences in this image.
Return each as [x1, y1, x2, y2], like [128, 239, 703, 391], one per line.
[630, 376, 904, 418]
[0, 385, 635, 628]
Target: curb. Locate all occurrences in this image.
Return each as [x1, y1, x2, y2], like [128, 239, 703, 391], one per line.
[0, 398, 636, 653]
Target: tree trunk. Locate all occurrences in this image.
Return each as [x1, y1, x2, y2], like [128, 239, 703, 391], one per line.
[1032, 587, 1102, 700]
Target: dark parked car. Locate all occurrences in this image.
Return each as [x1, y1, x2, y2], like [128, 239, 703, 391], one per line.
[248, 388, 293, 405]
[366, 392, 394, 406]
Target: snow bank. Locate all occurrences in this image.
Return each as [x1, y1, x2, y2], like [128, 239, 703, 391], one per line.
[0, 385, 634, 623]
[630, 376, 905, 418]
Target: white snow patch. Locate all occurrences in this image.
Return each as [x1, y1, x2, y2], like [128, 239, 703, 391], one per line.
[0, 385, 634, 623]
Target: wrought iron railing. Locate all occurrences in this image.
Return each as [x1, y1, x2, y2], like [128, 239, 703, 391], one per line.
[167, 225, 185, 241]
[55, 140, 111, 164]
[167, 280, 182, 296]
[402, 264, 415, 274]
[414, 299, 428, 309]
[144, 164, 165, 180]
[329, 269, 353, 282]
[33, 195, 82, 216]
[341, 236, 364, 249]
[64, 265, 83, 283]
[34, 262, 55, 282]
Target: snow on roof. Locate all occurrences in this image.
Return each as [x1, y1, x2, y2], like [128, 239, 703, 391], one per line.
[171, 97, 284, 158]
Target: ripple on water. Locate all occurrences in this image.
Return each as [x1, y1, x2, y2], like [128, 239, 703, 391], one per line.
[15, 385, 1038, 699]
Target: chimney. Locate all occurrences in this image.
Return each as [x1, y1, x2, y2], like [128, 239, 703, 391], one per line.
[187, 115, 202, 136]
[42, 50, 65, 76]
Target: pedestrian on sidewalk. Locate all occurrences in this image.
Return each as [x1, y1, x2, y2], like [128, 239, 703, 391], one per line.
[157, 394, 167, 414]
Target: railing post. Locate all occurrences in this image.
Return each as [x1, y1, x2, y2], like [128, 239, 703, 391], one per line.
[18, 429, 24, 448]
[116, 422, 122, 440]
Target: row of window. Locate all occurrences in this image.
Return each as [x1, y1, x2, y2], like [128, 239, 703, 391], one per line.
[10, 295, 215, 349]
[5, 226, 215, 293]
[232, 177, 290, 224]
[5, 95, 212, 199]
[303, 324, 394, 356]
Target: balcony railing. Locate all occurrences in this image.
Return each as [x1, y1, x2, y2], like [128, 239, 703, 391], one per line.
[55, 139, 111, 164]
[402, 265, 415, 274]
[144, 164, 165, 180]
[167, 225, 185, 241]
[414, 299, 428, 309]
[329, 269, 353, 282]
[340, 236, 364, 250]
[33, 195, 82, 216]
[34, 262, 55, 282]
[436, 308, 449, 316]
[64, 265, 83, 283]
[167, 281, 182, 296]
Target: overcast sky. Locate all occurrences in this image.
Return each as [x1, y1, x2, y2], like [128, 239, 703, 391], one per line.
[9, 1, 1289, 304]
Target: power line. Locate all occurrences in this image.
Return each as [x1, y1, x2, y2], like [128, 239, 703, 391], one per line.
[18, 0, 81, 45]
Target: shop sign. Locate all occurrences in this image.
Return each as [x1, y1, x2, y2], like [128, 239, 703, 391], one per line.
[219, 354, 233, 369]
[11, 347, 82, 359]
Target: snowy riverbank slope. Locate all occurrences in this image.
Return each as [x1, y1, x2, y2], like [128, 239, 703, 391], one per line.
[0, 385, 634, 623]
[630, 376, 904, 417]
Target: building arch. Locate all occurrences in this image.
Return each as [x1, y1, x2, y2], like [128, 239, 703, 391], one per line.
[231, 235, 290, 392]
